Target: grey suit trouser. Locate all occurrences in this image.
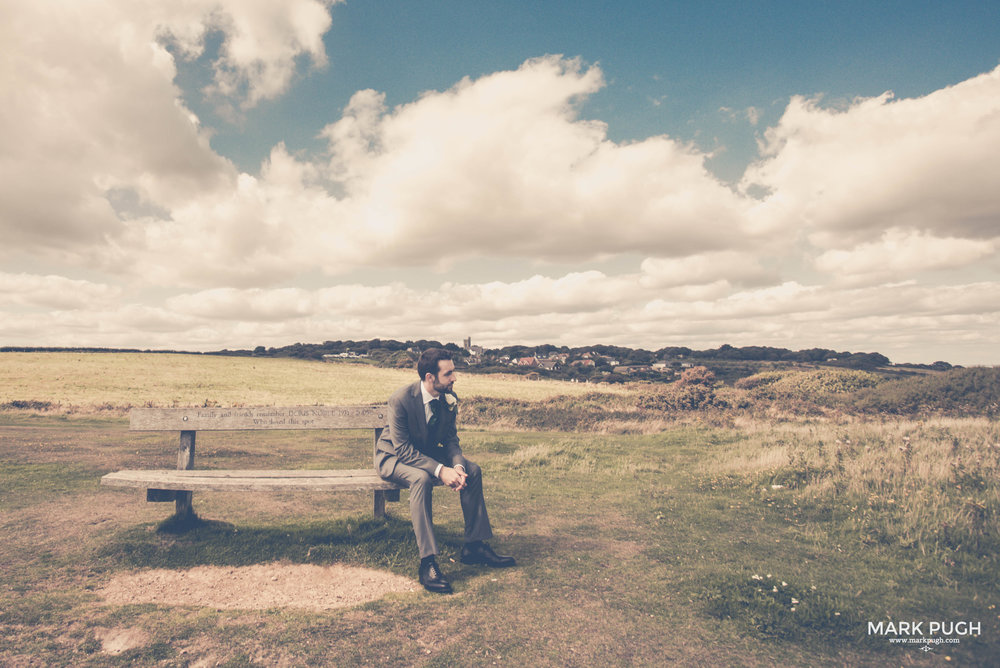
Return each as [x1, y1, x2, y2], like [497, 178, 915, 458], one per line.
[384, 455, 493, 559]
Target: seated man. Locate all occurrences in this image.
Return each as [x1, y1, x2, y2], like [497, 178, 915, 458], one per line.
[375, 347, 515, 593]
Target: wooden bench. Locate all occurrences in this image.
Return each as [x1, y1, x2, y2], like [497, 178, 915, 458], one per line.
[101, 406, 409, 520]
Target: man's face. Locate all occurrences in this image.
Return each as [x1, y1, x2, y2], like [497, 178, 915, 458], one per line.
[428, 359, 456, 395]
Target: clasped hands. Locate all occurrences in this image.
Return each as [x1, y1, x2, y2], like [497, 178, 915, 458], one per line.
[439, 466, 468, 491]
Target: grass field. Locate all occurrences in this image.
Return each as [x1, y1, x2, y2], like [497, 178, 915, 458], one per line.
[0, 352, 620, 411]
[1, 353, 997, 666]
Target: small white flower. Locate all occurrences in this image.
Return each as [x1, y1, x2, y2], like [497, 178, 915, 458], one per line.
[791, 598, 799, 605]
[781, 581, 787, 587]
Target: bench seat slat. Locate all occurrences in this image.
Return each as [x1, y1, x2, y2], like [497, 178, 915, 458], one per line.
[109, 469, 383, 479]
[102, 469, 407, 493]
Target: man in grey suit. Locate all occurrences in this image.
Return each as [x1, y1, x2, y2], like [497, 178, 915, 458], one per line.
[375, 347, 515, 593]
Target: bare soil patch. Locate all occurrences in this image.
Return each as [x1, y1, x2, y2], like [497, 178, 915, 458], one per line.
[100, 563, 418, 611]
[93, 626, 151, 655]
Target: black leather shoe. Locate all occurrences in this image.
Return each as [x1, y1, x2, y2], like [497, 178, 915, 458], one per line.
[418, 558, 453, 594]
[460, 541, 516, 568]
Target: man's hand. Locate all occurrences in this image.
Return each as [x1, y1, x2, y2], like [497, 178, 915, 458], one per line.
[439, 466, 468, 491]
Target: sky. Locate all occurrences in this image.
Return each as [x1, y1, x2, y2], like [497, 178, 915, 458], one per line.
[2, 1, 999, 365]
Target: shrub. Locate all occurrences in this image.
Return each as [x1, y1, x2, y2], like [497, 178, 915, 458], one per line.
[734, 371, 784, 391]
[677, 366, 715, 386]
[639, 383, 729, 412]
[1, 400, 55, 411]
[744, 369, 882, 405]
[845, 367, 1000, 416]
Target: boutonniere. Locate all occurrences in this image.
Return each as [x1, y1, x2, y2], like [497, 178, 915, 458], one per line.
[443, 392, 458, 412]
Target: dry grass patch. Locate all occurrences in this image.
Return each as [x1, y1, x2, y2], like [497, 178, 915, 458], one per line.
[100, 563, 418, 611]
[700, 417, 1000, 560]
[1, 352, 607, 413]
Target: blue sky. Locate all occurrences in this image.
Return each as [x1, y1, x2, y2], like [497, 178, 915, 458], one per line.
[197, 1, 1000, 179]
[2, 0, 999, 364]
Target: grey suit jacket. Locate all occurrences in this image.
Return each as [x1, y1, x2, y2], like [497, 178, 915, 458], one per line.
[375, 381, 462, 479]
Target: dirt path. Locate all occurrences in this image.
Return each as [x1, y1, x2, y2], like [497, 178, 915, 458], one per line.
[100, 563, 418, 612]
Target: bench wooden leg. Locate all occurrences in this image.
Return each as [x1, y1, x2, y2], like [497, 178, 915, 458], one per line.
[175, 430, 196, 520]
[175, 490, 194, 520]
[373, 488, 401, 519]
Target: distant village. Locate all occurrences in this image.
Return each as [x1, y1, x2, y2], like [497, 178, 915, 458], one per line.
[457, 337, 683, 378]
[308, 337, 924, 385]
[322, 337, 693, 380]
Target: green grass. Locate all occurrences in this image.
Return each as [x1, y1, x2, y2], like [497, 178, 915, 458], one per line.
[0, 462, 100, 510]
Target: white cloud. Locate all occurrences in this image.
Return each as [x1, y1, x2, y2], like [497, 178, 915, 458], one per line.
[167, 271, 639, 325]
[639, 251, 776, 289]
[439, 272, 638, 318]
[316, 55, 755, 268]
[0, 0, 335, 270]
[167, 287, 317, 321]
[743, 66, 1000, 246]
[2, 267, 998, 363]
[89, 55, 760, 287]
[200, 0, 335, 109]
[0, 273, 122, 310]
[815, 229, 997, 285]
[153, 0, 337, 109]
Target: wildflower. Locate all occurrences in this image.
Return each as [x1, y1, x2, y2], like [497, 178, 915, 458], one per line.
[781, 581, 787, 587]
[791, 598, 799, 605]
[772, 586, 778, 593]
[751, 574, 762, 580]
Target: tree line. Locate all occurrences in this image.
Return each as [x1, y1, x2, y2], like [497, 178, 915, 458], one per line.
[3, 340, 955, 377]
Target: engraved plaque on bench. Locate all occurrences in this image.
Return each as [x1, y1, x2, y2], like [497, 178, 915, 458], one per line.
[130, 405, 386, 431]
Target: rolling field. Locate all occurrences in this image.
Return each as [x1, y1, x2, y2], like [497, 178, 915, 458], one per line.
[0, 353, 997, 666]
[0, 352, 619, 410]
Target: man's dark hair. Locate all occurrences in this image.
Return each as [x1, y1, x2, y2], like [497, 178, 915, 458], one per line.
[417, 348, 453, 380]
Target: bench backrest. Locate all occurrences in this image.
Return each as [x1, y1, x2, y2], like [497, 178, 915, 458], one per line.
[130, 406, 387, 431]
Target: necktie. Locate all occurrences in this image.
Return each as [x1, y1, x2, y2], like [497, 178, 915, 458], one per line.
[428, 397, 442, 434]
